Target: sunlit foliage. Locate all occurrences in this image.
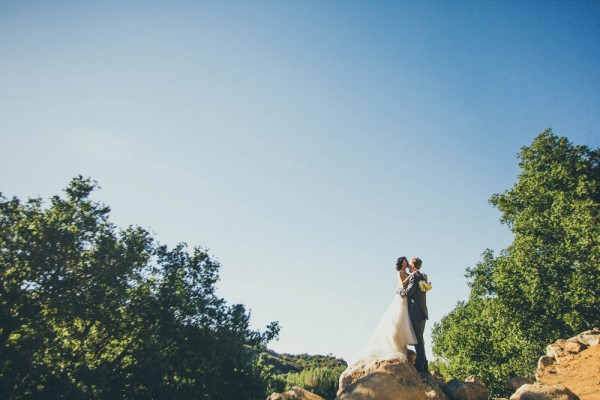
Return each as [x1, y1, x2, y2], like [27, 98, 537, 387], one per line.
[432, 130, 600, 397]
[0, 177, 279, 399]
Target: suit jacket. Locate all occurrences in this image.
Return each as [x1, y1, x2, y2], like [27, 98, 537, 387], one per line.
[398, 272, 429, 321]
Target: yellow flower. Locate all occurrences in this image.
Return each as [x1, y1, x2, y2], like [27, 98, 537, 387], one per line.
[419, 281, 432, 292]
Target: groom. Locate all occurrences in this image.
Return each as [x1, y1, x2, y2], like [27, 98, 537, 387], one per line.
[398, 257, 429, 373]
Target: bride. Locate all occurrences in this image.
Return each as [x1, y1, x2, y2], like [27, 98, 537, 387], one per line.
[353, 257, 417, 361]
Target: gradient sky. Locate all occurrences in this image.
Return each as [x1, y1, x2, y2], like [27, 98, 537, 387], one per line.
[1, 1, 599, 362]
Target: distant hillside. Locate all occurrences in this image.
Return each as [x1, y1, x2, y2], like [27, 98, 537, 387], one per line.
[261, 350, 348, 399]
[261, 349, 347, 374]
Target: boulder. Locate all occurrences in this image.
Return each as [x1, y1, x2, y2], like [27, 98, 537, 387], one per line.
[337, 355, 426, 400]
[535, 356, 557, 380]
[537, 356, 555, 369]
[509, 383, 580, 400]
[421, 373, 449, 400]
[568, 327, 600, 347]
[546, 339, 586, 361]
[267, 386, 325, 400]
[431, 370, 446, 384]
[508, 377, 535, 391]
[442, 376, 488, 400]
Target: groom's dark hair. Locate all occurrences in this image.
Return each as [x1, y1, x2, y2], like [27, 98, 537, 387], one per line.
[411, 257, 423, 270]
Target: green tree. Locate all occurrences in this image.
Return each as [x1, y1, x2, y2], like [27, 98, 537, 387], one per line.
[0, 176, 279, 399]
[259, 352, 347, 399]
[432, 130, 600, 397]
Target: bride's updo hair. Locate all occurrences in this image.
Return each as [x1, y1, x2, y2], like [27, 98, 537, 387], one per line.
[396, 256, 407, 271]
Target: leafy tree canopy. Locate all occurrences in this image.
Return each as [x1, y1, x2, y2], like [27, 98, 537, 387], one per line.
[0, 176, 279, 399]
[432, 130, 599, 397]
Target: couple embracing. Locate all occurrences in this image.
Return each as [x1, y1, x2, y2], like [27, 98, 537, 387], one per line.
[355, 256, 430, 373]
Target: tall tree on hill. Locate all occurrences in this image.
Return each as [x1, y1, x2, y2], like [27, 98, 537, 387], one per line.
[432, 130, 600, 397]
[0, 176, 279, 399]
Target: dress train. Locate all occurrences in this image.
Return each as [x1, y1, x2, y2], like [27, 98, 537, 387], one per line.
[353, 293, 417, 362]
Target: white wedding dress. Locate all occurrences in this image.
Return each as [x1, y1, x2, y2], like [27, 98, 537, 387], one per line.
[353, 289, 417, 362]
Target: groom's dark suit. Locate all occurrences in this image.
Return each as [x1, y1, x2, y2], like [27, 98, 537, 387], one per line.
[399, 271, 429, 372]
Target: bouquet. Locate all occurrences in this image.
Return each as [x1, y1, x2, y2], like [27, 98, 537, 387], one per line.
[419, 280, 432, 292]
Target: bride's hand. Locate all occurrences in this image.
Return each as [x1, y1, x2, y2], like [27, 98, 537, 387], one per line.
[422, 273, 428, 281]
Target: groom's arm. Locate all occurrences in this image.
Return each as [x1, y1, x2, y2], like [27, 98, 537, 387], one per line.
[397, 274, 417, 297]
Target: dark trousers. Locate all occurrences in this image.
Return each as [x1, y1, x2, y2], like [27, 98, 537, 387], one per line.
[411, 316, 428, 373]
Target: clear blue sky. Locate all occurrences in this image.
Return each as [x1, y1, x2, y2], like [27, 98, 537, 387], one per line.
[1, 1, 599, 362]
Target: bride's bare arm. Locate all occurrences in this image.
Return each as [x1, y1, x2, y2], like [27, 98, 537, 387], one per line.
[398, 270, 410, 287]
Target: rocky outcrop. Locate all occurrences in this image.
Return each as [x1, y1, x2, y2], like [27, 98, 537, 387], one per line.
[567, 327, 600, 347]
[337, 355, 426, 400]
[335, 355, 492, 400]
[535, 355, 558, 380]
[534, 328, 600, 400]
[510, 383, 580, 400]
[421, 373, 449, 400]
[546, 339, 586, 360]
[431, 371, 446, 384]
[441, 376, 488, 400]
[535, 328, 600, 381]
[266, 329, 598, 400]
[508, 377, 535, 391]
[267, 386, 325, 400]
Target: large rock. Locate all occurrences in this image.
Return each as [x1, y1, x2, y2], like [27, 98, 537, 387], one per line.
[546, 339, 586, 361]
[508, 377, 535, 391]
[535, 356, 557, 380]
[509, 383, 580, 400]
[431, 371, 446, 384]
[267, 386, 325, 400]
[536, 334, 590, 380]
[568, 327, 600, 347]
[421, 373, 449, 400]
[442, 376, 488, 400]
[337, 355, 426, 400]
